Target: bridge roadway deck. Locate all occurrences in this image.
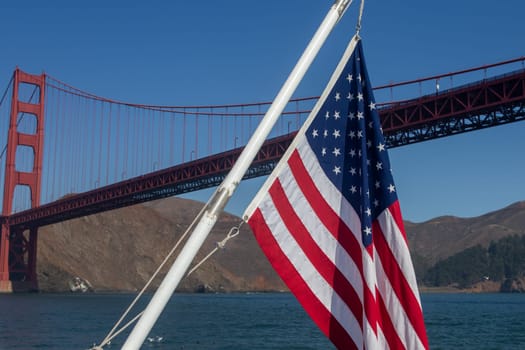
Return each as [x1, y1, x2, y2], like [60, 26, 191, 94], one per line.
[3, 69, 525, 229]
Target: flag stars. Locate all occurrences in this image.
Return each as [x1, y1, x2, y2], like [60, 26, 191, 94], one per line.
[266, 47, 408, 313]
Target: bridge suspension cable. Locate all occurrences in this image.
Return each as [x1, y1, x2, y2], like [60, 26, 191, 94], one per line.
[1, 54, 524, 214]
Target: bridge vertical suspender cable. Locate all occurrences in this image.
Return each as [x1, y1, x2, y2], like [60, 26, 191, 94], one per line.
[120, 1, 353, 348]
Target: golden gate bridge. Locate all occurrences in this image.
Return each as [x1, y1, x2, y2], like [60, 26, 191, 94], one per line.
[0, 56, 524, 292]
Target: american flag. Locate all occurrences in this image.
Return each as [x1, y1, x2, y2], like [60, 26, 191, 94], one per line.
[244, 38, 429, 349]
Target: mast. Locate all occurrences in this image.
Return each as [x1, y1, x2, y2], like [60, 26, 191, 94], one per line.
[122, 1, 352, 348]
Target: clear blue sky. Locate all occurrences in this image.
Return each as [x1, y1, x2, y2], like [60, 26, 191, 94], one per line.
[1, 1, 524, 223]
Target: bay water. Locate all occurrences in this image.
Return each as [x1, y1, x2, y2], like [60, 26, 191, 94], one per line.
[0, 292, 524, 349]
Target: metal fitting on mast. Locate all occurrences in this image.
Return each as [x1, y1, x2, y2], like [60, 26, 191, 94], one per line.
[333, 0, 352, 17]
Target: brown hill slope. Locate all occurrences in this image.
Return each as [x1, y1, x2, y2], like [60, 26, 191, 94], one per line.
[36, 198, 525, 292]
[37, 197, 286, 293]
[406, 201, 525, 267]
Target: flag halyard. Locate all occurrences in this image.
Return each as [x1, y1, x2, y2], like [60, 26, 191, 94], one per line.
[244, 37, 429, 350]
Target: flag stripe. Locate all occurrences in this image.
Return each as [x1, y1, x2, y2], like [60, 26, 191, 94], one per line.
[245, 39, 429, 350]
[376, 286, 406, 350]
[374, 243, 427, 350]
[295, 142, 384, 319]
[291, 143, 384, 339]
[288, 149, 363, 271]
[374, 215, 428, 347]
[249, 207, 361, 349]
[268, 178, 364, 326]
[378, 203, 421, 303]
[296, 141, 362, 242]
[256, 193, 364, 346]
[278, 156, 364, 299]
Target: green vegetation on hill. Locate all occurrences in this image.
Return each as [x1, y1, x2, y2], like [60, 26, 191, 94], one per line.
[423, 235, 525, 288]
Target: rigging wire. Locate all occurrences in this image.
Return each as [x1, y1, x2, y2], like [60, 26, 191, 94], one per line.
[92, 210, 243, 349]
[186, 221, 243, 277]
[93, 189, 217, 349]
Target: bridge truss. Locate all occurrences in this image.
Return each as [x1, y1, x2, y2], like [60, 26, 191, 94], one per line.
[0, 57, 524, 291]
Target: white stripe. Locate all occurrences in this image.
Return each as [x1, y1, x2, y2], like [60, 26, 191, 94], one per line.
[277, 162, 364, 304]
[297, 141, 379, 296]
[377, 209, 422, 307]
[361, 246, 380, 347]
[373, 230, 426, 350]
[258, 192, 364, 348]
[296, 141, 362, 240]
[296, 140, 425, 349]
[376, 326, 390, 350]
[374, 264, 425, 350]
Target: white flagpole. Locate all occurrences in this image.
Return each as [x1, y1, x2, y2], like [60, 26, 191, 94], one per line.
[122, 1, 352, 348]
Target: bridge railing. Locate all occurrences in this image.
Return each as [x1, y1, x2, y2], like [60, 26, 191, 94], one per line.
[0, 56, 524, 214]
[373, 56, 525, 107]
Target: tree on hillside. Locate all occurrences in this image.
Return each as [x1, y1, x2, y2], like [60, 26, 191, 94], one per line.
[423, 235, 525, 288]
[488, 235, 525, 280]
[423, 245, 488, 288]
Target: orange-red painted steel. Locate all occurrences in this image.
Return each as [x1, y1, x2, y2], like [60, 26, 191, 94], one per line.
[0, 69, 45, 289]
[0, 64, 524, 291]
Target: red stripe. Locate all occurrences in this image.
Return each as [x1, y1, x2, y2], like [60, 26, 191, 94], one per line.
[268, 179, 363, 327]
[373, 213, 429, 349]
[389, 200, 409, 244]
[288, 150, 363, 272]
[288, 148, 381, 338]
[248, 208, 358, 350]
[362, 282, 379, 337]
[376, 287, 405, 349]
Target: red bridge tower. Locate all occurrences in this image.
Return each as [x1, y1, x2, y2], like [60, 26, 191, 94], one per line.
[0, 69, 45, 292]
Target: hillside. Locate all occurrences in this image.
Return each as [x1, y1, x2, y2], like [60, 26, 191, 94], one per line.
[405, 201, 525, 278]
[35, 198, 525, 293]
[37, 197, 286, 293]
